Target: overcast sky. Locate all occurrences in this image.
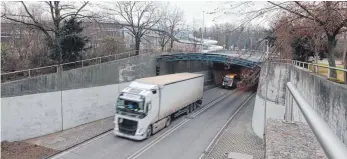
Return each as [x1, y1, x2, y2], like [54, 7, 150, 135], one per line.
[1, 1, 271, 29]
[170, 1, 270, 28]
[169, 1, 219, 27]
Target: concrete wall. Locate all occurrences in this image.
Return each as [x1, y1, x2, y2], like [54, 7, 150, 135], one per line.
[252, 62, 347, 145]
[1, 82, 129, 141]
[158, 60, 211, 75]
[1, 92, 62, 142]
[61, 82, 130, 130]
[1, 53, 157, 98]
[1, 53, 213, 141]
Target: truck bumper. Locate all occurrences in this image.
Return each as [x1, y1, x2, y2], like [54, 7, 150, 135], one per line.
[114, 129, 146, 141]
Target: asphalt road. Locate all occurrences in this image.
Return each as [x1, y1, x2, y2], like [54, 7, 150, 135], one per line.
[52, 87, 254, 159]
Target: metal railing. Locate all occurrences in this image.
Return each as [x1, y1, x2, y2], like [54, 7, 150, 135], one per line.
[1, 50, 152, 82]
[292, 60, 346, 79]
[285, 82, 347, 159]
[270, 59, 347, 83]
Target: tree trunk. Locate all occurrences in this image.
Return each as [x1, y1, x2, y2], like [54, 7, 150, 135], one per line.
[53, 31, 62, 64]
[344, 51, 347, 83]
[327, 35, 337, 79]
[135, 38, 140, 55]
[161, 45, 164, 52]
[170, 40, 174, 52]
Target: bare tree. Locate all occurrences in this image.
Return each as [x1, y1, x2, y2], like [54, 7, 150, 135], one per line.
[269, 1, 347, 78]
[106, 1, 161, 55]
[215, 1, 347, 78]
[155, 3, 184, 52]
[156, 16, 171, 51]
[166, 5, 184, 52]
[1, 1, 93, 64]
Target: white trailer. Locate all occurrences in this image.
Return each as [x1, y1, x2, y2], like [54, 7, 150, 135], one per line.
[114, 73, 204, 140]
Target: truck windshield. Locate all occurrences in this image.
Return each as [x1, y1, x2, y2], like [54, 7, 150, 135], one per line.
[116, 99, 145, 114]
[224, 76, 233, 81]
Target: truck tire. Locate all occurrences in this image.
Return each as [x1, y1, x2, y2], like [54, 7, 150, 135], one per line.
[186, 105, 191, 114]
[165, 116, 171, 127]
[189, 104, 194, 113]
[145, 125, 152, 139]
[197, 99, 203, 107]
[192, 103, 197, 111]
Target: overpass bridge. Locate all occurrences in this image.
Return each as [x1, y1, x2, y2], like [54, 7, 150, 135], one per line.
[2, 50, 347, 159]
[158, 51, 265, 68]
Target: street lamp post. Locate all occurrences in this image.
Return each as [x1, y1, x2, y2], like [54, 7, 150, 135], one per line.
[250, 37, 253, 51]
[201, 11, 205, 52]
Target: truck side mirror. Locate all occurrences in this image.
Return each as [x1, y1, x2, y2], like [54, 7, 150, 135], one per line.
[152, 89, 157, 94]
[147, 102, 152, 112]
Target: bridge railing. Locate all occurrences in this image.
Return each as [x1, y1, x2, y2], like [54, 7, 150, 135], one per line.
[1, 50, 155, 83]
[285, 82, 347, 158]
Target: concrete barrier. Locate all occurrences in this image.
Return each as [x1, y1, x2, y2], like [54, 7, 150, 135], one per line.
[253, 62, 347, 146]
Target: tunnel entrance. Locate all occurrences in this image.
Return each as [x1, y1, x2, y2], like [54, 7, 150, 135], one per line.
[211, 62, 258, 89]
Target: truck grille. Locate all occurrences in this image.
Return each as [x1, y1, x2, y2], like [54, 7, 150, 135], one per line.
[118, 118, 138, 136]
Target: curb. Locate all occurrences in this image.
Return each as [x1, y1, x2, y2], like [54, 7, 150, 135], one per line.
[41, 128, 113, 159]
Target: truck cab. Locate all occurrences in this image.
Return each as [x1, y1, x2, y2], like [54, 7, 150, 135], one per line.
[114, 82, 159, 140]
[222, 73, 239, 89]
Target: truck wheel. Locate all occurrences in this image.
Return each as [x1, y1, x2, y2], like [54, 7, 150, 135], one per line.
[197, 100, 202, 107]
[145, 125, 152, 139]
[186, 105, 191, 114]
[192, 103, 197, 111]
[165, 117, 171, 127]
[189, 104, 193, 113]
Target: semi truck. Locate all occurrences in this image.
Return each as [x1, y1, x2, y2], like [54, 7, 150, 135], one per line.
[222, 73, 240, 89]
[114, 73, 204, 140]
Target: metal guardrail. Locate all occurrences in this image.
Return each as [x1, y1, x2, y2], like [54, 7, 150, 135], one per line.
[285, 82, 347, 158]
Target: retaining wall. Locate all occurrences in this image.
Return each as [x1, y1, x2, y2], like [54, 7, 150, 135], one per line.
[252, 62, 347, 146]
[1, 54, 213, 141]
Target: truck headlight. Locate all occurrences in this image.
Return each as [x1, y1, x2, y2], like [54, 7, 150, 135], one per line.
[136, 128, 144, 135]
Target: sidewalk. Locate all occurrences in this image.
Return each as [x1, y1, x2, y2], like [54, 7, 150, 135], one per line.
[25, 116, 114, 151]
[1, 117, 113, 159]
[1, 84, 218, 159]
[207, 97, 265, 159]
[265, 119, 326, 159]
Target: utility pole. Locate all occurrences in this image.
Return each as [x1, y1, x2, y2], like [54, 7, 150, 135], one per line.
[343, 31, 347, 82]
[266, 40, 269, 58]
[250, 37, 253, 51]
[201, 11, 205, 52]
[314, 13, 319, 73]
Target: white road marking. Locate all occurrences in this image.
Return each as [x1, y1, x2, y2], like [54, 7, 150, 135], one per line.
[198, 92, 256, 159]
[51, 88, 234, 159]
[50, 131, 113, 159]
[127, 90, 235, 159]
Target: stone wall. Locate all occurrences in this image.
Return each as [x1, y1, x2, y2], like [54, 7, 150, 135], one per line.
[252, 62, 347, 145]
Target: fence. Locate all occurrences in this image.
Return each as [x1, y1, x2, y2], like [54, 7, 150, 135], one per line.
[271, 59, 347, 83]
[285, 82, 347, 158]
[1, 50, 147, 82]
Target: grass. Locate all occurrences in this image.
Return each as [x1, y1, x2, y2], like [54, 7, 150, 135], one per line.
[308, 63, 346, 83]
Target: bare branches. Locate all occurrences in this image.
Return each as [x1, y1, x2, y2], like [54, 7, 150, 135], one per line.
[105, 1, 162, 54]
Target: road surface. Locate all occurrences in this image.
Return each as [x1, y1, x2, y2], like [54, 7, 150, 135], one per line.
[52, 87, 255, 159]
